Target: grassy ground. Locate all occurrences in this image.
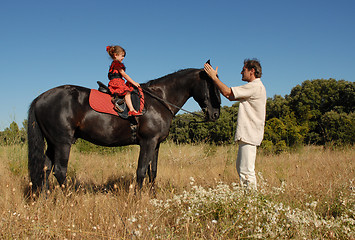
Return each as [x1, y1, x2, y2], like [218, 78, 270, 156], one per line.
[0, 143, 354, 239]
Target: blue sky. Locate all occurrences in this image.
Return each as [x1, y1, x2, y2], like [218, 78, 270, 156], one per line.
[1, 0, 354, 130]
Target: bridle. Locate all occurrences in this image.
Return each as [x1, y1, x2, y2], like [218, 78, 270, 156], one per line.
[141, 87, 206, 120]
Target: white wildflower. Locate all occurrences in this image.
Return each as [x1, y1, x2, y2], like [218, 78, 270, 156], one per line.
[133, 230, 141, 237]
[189, 177, 195, 185]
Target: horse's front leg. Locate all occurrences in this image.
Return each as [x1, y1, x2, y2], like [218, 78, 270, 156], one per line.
[137, 140, 158, 189]
[147, 143, 160, 194]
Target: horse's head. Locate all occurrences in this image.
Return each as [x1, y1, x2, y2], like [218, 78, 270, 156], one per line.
[192, 69, 221, 121]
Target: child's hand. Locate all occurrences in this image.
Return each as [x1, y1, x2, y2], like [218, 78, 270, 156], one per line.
[133, 82, 141, 88]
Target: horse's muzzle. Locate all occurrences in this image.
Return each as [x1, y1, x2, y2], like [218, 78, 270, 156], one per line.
[203, 108, 220, 122]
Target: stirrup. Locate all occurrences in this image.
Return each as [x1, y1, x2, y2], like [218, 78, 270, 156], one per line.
[114, 103, 124, 113]
[111, 97, 124, 105]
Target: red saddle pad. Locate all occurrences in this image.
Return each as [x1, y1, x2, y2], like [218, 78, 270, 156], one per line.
[89, 89, 118, 116]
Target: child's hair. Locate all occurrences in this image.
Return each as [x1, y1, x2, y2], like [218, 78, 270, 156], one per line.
[106, 45, 126, 59]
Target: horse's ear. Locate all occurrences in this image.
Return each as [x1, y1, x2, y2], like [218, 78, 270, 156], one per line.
[204, 59, 219, 80]
[200, 62, 211, 80]
[202, 59, 214, 80]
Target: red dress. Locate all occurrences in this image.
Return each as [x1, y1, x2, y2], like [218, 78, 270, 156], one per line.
[108, 60, 133, 96]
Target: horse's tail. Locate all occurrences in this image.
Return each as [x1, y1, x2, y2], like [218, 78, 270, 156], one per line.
[27, 98, 45, 192]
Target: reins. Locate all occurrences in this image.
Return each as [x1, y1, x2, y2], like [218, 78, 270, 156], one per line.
[141, 87, 206, 120]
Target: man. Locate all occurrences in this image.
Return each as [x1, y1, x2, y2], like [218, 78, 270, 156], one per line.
[204, 59, 266, 190]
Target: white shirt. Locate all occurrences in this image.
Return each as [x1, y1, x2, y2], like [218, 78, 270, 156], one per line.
[230, 78, 266, 146]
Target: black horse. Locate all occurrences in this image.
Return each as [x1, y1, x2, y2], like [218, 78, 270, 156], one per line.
[28, 68, 221, 193]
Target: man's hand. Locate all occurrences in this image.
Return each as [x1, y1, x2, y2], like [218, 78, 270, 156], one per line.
[204, 63, 219, 81]
[204, 62, 233, 100]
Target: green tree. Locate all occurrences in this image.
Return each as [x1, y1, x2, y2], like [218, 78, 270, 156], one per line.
[207, 104, 238, 144]
[262, 118, 288, 154]
[320, 111, 355, 145]
[169, 113, 194, 144]
[287, 79, 355, 144]
[1, 121, 26, 145]
[266, 95, 290, 120]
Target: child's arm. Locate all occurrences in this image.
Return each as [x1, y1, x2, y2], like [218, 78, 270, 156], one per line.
[119, 69, 140, 88]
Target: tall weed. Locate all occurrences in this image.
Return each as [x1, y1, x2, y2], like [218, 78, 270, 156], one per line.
[0, 143, 353, 239]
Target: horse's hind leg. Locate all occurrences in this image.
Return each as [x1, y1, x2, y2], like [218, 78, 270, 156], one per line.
[43, 143, 55, 191]
[52, 143, 71, 188]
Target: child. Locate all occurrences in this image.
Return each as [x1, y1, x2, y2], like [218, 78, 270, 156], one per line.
[106, 45, 141, 116]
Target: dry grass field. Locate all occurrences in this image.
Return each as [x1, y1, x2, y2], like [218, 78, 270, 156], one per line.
[0, 143, 354, 239]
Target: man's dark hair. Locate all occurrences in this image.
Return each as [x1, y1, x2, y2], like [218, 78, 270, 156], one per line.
[244, 59, 262, 78]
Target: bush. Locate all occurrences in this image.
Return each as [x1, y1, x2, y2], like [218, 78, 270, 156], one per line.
[74, 139, 129, 154]
[321, 111, 355, 145]
[260, 140, 274, 155]
[0, 121, 26, 146]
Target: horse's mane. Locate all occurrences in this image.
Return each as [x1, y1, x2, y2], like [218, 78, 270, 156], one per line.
[144, 68, 198, 87]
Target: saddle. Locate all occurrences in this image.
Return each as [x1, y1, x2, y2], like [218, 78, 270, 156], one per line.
[89, 81, 145, 118]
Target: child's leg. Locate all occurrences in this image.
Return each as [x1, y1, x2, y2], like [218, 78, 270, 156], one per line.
[125, 92, 137, 113]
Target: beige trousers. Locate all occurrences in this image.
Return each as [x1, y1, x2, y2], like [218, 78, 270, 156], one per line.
[236, 141, 257, 190]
